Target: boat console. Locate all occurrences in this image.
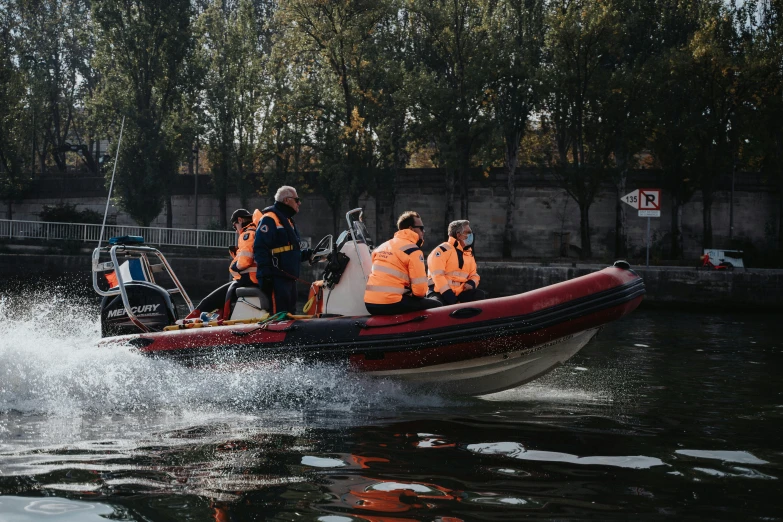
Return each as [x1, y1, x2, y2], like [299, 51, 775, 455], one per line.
[308, 209, 373, 316]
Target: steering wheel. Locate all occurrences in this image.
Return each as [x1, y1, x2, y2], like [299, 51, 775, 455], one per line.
[309, 235, 332, 265]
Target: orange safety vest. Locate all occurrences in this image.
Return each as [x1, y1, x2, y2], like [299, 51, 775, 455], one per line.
[427, 238, 480, 296]
[229, 222, 258, 283]
[105, 271, 119, 288]
[364, 229, 429, 305]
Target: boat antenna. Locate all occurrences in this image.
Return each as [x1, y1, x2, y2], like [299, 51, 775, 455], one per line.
[97, 115, 125, 251]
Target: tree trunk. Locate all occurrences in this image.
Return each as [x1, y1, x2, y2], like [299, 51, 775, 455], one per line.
[778, 171, 783, 251]
[502, 131, 521, 259]
[348, 186, 359, 210]
[218, 157, 229, 229]
[670, 200, 682, 260]
[219, 194, 227, 230]
[375, 187, 395, 245]
[579, 202, 591, 259]
[702, 189, 713, 250]
[614, 196, 627, 259]
[614, 148, 628, 258]
[444, 167, 455, 234]
[6, 201, 11, 221]
[459, 165, 469, 219]
[166, 195, 173, 229]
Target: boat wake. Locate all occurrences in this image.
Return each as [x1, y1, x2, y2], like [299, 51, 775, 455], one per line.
[0, 291, 450, 423]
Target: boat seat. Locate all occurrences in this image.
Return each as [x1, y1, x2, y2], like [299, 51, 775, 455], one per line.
[231, 286, 271, 320]
[236, 287, 265, 299]
[236, 287, 271, 310]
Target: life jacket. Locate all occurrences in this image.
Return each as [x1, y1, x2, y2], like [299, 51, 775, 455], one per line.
[254, 203, 304, 279]
[427, 238, 479, 296]
[364, 229, 428, 305]
[105, 271, 119, 288]
[229, 221, 258, 284]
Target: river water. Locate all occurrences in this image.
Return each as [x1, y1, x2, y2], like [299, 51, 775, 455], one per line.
[0, 287, 781, 521]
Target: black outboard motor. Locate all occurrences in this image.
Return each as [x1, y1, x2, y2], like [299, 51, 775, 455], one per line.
[100, 282, 178, 337]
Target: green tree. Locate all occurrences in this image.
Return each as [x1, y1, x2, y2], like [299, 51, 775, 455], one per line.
[256, 52, 317, 196]
[364, 9, 413, 240]
[197, 0, 268, 227]
[602, 0, 660, 259]
[0, 4, 32, 218]
[544, 0, 619, 259]
[647, 0, 703, 259]
[18, 0, 96, 175]
[686, 1, 757, 250]
[484, 0, 546, 258]
[751, 0, 783, 251]
[276, 0, 395, 228]
[406, 0, 494, 229]
[92, 0, 193, 226]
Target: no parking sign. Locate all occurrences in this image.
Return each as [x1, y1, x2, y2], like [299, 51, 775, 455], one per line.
[621, 188, 662, 266]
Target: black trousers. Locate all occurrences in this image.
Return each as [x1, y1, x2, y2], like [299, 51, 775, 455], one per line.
[271, 277, 298, 314]
[365, 294, 443, 315]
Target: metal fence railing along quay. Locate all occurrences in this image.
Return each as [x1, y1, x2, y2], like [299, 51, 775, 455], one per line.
[0, 219, 235, 249]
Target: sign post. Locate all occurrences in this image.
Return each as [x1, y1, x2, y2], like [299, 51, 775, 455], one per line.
[621, 188, 661, 267]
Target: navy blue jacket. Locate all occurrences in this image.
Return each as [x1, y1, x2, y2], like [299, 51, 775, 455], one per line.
[253, 202, 310, 279]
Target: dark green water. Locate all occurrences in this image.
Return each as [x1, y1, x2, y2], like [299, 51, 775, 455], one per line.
[0, 291, 780, 521]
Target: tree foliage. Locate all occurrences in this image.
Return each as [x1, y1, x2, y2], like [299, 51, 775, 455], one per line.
[1, 0, 781, 259]
[91, 0, 193, 226]
[197, 0, 268, 226]
[405, 0, 495, 228]
[0, 2, 32, 218]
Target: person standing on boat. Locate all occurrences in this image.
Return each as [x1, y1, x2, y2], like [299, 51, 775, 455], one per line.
[253, 186, 312, 314]
[427, 220, 485, 305]
[224, 208, 258, 316]
[364, 211, 442, 315]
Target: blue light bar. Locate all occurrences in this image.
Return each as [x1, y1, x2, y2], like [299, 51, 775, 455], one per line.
[109, 235, 145, 245]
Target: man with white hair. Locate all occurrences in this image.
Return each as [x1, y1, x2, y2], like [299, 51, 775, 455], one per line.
[253, 185, 312, 313]
[426, 219, 485, 305]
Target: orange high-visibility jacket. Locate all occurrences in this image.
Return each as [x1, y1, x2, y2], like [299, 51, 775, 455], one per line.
[229, 222, 258, 284]
[427, 238, 480, 296]
[364, 229, 429, 305]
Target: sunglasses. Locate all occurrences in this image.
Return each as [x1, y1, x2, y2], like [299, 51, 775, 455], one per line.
[288, 196, 301, 203]
[412, 225, 425, 232]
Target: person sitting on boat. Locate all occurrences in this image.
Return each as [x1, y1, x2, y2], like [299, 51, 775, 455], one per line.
[253, 186, 312, 314]
[224, 208, 258, 316]
[427, 219, 485, 305]
[364, 211, 442, 315]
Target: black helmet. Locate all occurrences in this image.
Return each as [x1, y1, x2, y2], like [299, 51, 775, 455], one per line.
[230, 208, 252, 225]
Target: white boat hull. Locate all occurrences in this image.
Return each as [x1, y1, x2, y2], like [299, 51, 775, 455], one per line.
[366, 328, 600, 396]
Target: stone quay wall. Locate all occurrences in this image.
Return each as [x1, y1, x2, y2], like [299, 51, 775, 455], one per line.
[8, 168, 780, 262]
[2, 250, 781, 310]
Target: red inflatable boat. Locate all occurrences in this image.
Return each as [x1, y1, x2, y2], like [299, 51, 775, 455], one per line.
[93, 211, 644, 395]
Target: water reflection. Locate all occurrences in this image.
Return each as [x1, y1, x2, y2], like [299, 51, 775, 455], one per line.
[465, 441, 666, 469]
[0, 497, 115, 521]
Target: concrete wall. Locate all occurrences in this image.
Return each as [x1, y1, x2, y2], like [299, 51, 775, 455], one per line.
[8, 169, 780, 261]
[479, 262, 783, 309]
[2, 251, 781, 310]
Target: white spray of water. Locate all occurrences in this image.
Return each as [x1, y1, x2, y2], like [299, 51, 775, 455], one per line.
[0, 291, 449, 421]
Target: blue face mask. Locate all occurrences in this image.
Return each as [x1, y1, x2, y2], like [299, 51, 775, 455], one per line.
[464, 233, 474, 246]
